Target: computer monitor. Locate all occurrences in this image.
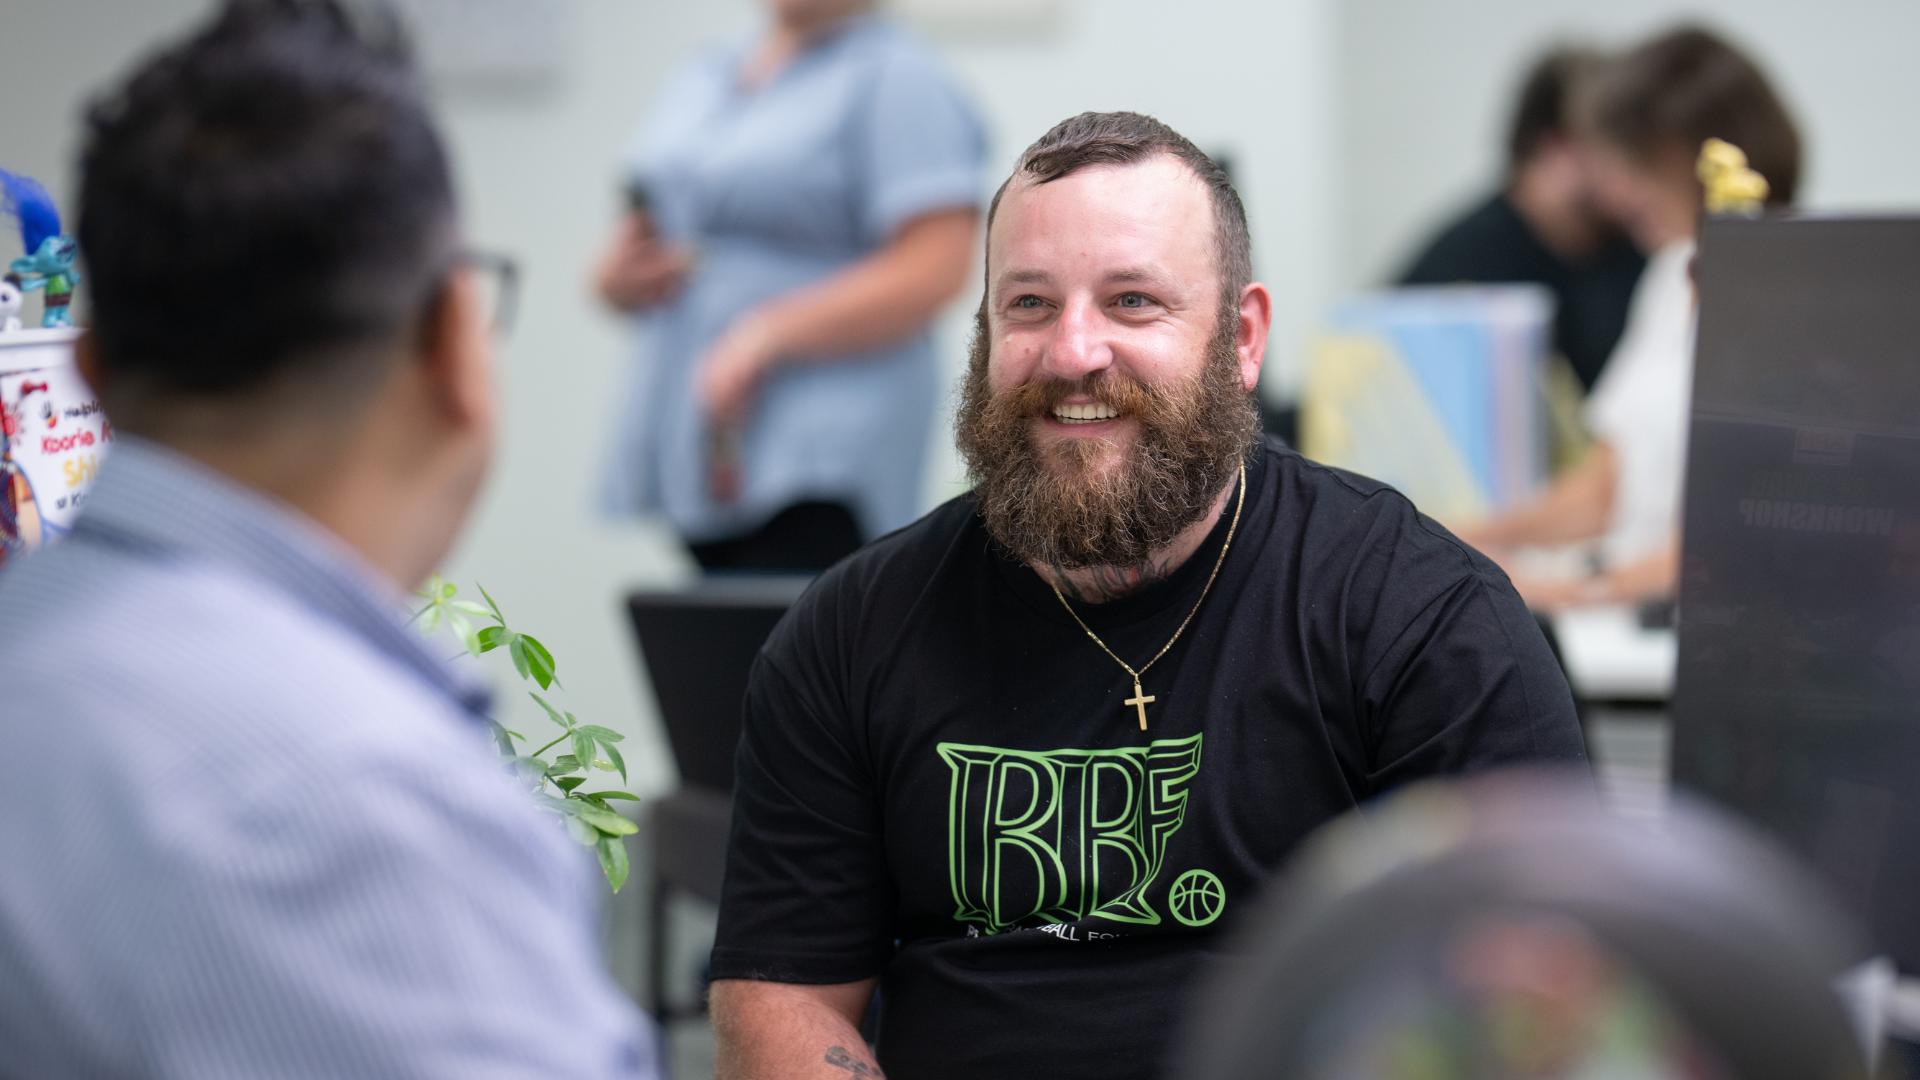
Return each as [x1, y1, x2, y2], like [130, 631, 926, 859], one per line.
[1302, 285, 1553, 525]
[1671, 215, 1920, 970]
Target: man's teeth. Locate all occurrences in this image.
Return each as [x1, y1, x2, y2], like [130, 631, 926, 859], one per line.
[1052, 403, 1120, 424]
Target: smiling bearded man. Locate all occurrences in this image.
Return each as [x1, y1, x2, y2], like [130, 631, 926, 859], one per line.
[708, 111, 1587, 1080]
[954, 276, 1255, 588]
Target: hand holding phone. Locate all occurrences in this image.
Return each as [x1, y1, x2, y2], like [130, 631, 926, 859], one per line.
[595, 181, 690, 312]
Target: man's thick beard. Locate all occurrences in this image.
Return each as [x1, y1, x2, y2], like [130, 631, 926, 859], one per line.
[953, 303, 1260, 572]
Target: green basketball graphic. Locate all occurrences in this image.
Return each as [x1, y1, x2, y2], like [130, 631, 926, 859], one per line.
[1168, 869, 1226, 927]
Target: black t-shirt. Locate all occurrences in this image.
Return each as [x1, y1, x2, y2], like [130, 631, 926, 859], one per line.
[711, 439, 1585, 1079]
[1398, 191, 1645, 391]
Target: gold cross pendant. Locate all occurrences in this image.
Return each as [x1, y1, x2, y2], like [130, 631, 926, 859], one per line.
[1124, 678, 1156, 731]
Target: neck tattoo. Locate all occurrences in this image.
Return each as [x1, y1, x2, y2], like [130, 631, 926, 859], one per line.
[1047, 461, 1246, 731]
[1051, 558, 1175, 605]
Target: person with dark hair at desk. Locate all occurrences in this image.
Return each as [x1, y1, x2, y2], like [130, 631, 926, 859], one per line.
[1398, 46, 1645, 392]
[1463, 25, 1803, 610]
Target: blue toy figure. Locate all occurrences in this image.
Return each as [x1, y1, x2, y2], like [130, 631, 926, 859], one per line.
[0, 170, 79, 328]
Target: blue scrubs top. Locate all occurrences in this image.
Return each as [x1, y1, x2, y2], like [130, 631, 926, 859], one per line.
[600, 16, 985, 542]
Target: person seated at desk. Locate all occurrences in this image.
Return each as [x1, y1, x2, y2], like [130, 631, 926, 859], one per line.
[1461, 25, 1802, 611]
[0, 3, 654, 1075]
[1398, 45, 1645, 393]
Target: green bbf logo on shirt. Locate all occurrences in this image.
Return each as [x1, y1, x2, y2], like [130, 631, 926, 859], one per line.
[936, 734, 1217, 935]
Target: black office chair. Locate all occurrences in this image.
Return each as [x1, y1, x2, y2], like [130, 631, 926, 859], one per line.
[625, 578, 809, 1052]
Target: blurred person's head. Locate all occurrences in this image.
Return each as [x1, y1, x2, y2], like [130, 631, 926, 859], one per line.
[76, 0, 495, 590]
[954, 111, 1267, 572]
[1181, 773, 1871, 1080]
[1504, 46, 1617, 260]
[1577, 25, 1802, 254]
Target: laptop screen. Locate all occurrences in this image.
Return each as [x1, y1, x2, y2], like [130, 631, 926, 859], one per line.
[1671, 215, 1920, 969]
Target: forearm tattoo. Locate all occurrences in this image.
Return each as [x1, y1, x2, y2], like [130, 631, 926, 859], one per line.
[824, 1045, 885, 1077]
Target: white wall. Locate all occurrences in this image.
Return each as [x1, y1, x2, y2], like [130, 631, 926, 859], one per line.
[13, 0, 1917, 798]
[0, 3, 206, 229]
[1338, 0, 1920, 291]
[0, 0, 1338, 796]
[440, 0, 1340, 794]
[441, 0, 1342, 791]
[427, 4, 750, 796]
[932, 0, 1341, 409]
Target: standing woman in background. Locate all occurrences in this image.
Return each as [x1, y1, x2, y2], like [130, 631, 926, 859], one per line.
[593, 0, 983, 573]
[1463, 25, 1801, 609]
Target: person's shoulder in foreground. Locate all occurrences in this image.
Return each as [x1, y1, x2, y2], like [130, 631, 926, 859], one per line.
[1259, 437, 1585, 774]
[0, 444, 651, 1077]
[0, 1, 655, 1074]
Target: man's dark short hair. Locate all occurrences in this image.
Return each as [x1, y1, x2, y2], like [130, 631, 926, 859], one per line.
[1506, 46, 1601, 172]
[78, 0, 457, 404]
[1577, 24, 1802, 207]
[985, 111, 1253, 304]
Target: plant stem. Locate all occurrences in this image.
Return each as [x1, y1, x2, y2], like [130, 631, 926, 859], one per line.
[530, 731, 571, 758]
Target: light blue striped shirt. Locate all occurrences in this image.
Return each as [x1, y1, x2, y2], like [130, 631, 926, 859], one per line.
[0, 438, 656, 1078]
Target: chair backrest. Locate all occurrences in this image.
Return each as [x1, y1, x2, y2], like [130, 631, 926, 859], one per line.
[625, 577, 810, 792]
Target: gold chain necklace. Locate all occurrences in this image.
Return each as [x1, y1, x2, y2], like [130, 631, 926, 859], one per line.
[1048, 461, 1246, 731]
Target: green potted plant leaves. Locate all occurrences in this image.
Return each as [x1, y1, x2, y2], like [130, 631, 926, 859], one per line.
[413, 577, 639, 892]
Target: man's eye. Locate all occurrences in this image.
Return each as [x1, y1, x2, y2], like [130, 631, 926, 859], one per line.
[1012, 295, 1046, 309]
[1116, 293, 1151, 309]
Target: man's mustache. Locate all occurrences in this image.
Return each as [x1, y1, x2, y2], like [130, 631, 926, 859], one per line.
[1000, 371, 1164, 417]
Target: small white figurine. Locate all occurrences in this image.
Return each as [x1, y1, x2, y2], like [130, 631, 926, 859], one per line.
[0, 274, 22, 332]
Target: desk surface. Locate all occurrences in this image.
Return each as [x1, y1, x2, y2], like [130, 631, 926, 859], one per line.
[1553, 604, 1677, 703]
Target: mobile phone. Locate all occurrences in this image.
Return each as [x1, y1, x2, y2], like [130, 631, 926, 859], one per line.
[624, 180, 653, 217]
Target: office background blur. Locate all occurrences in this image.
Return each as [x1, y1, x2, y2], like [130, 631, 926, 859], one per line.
[3, 0, 1915, 797]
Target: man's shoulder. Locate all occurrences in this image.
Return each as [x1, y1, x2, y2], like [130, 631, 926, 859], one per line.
[765, 494, 980, 661]
[0, 539, 555, 900]
[1260, 438, 1413, 515]
[1258, 440, 1498, 586]
[0, 545, 628, 1076]
[845, 490, 979, 576]
[0, 539, 474, 763]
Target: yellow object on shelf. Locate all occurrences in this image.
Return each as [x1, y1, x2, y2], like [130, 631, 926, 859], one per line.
[1698, 137, 1769, 215]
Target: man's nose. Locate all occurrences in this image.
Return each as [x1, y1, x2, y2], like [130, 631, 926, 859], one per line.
[1040, 297, 1114, 382]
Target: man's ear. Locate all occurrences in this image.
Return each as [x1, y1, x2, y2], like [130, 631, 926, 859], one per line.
[1235, 282, 1272, 394]
[417, 271, 493, 430]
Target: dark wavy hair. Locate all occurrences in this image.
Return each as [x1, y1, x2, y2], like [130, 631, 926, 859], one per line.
[78, 0, 457, 407]
[1578, 25, 1802, 207]
[1505, 46, 1602, 173]
[985, 111, 1252, 305]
